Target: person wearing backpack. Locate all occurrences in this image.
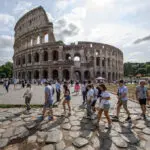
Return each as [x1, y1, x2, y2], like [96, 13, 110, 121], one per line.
[63, 84, 71, 115]
[23, 83, 32, 111]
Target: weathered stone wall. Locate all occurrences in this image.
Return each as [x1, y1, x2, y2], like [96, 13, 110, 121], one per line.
[13, 7, 123, 82]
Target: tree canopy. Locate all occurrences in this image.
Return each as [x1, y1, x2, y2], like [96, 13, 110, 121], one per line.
[124, 62, 150, 77]
[0, 62, 13, 78]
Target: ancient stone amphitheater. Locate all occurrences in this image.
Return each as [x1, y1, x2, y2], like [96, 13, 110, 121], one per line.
[13, 6, 123, 82]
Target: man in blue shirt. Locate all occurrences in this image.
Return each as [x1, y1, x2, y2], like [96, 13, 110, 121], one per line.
[56, 80, 61, 102]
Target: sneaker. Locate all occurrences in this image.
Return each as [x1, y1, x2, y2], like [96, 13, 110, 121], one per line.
[105, 124, 112, 129]
[37, 115, 44, 121]
[48, 116, 53, 121]
[112, 116, 119, 120]
[125, 116, 131, 121]
[143, 114, 147, 120]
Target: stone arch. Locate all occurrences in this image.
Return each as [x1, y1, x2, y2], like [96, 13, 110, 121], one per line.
[43, 51, 48, 61]
[108, 72, 111, 82]
[102, 72, 106, 78]
[102, 57, 105, 67]
[52, 70, 58, 80]
[27, 71, 32, 80]
[84, 70, 90, 80]
[112, 72, 115, 81]
[95, 50, 100, 56]
[34, 70, 39, 79]
[116, 73, 118, 80]
[74, 70, 81, 81]
[22, 55, 25, 64]
[34, 53, 39, 62]
[43, 70, 48, 79]
[96, 57, 100, 66]
[96, 71, 101, 77]
[74, 53, 81, 61]
[66, 53, 71, 61]
[18, 72, 21, 79]
[44, 33, 48, 43]
[63, 69, 70, 80]
[28, 54, 31, 63]
[53, 50, 59, 61]
[22, 72, 25, 79]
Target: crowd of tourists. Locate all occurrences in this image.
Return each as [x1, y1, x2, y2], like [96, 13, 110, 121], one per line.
[2, 78, 150, 129]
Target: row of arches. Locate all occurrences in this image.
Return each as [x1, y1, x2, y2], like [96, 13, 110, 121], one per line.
[16, 70, 121, 81]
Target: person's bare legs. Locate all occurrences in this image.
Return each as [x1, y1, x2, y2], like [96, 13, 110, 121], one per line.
[116, 103, 122, 118]
[104, 110, 112, 126]
[63, 100, 66, 114]
[67, 101, 71, 114]
[97, 109, 103, 125]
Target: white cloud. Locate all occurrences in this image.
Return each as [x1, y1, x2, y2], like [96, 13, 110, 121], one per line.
[13, 1, 32, 16]
[0, 35, 14, 50]
[0, 14, 15, 31]
[46, 12, 54, 22]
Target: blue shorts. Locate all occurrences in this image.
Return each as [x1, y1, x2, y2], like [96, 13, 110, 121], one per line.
[44, 101, 53, 108]
[65, 95, 71, 101]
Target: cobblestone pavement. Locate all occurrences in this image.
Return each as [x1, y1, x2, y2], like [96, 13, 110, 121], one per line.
[0, 89, 150, 149]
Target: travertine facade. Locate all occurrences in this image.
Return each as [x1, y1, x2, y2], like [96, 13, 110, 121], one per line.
[13, 6, 123, 82]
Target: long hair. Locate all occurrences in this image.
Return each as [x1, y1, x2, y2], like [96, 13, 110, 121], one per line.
[99, 84, 107, 91]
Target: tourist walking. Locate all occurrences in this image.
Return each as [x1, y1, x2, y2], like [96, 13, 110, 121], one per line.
[63, 84, 71, 115]
[22, 80, 25, 88]
[136, 80, 149, 119]
[23, 83, 32, 111]
[113, 80, 131, 121]
[97, 84, 112, 129]
[4, 80, 10, 93]
[86, 84, 94, 117]
[56, 80, 61, 102]
[81, 81, 87, 104]
[40, 81, 54, 121]
[74, 82, 80, 95]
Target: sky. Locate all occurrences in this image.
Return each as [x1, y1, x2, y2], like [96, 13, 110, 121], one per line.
[0, 0, 150, 65]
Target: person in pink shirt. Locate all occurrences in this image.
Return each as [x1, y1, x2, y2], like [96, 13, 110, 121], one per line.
[74, 82, 80, 95]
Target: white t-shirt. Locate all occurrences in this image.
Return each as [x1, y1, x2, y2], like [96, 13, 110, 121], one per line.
[87, 89, 94, 101]
[99, 91, 110, 107]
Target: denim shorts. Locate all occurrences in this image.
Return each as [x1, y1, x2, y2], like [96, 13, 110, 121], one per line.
[65, 95, 71, 101]
[103, 103, 110, 111]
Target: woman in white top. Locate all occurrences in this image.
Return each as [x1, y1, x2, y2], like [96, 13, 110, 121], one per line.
[97, 84, 112, 129]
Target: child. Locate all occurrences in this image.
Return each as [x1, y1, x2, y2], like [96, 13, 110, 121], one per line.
[74, 82, 80, 95]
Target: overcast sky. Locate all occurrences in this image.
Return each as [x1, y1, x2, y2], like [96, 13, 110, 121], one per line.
[0, 0, 150, 65]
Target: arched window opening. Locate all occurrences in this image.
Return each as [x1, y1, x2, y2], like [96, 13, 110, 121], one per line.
[52, 70, 58, 80]
[63, 70, 70, 80]
[74, 71, 81, 81]
[102, 58, 105, 67]
[102, 72, 105, 78]
[96, 57, 100, 66]
[22, 56, 25, 64]
[22, 72, 25, 79]
[112, 72, 115, 81]
[30, 39, 33, 46]
[108, 72, 111, 82]
[53, 51, 59, 61]
[43, 51, 48, 61]
[74, 53, 81, 62]
[84, 71, 90, 80]
[28, 54, 31, 63]
[37, 36, 40, 44]
[27, 71, 32, 80]
[34, 70, 39, 79]
[43, 70, 48, 79]
[18, 58, 21, 65]
[96, 71, 100, 77]
[44, 33, 48, 43]
[34, 53, 39, 62]
[66, 54, 71, 61]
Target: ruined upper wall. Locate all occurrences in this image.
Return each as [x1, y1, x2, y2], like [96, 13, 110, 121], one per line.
[14, 6, 51, 39]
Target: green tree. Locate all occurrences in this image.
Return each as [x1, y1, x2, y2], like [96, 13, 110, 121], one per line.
[136, 68, 147, 75]
[0, 62, 13, 78]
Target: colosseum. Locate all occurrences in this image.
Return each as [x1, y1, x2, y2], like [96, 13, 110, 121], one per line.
[13, 6, 124, 82]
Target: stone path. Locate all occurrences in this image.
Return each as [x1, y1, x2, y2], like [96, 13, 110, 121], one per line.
[0, 93, 150, 150]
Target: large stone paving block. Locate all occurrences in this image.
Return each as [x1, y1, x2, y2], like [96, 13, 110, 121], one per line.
[112, 136, 128, 148]
[72, 137, 89, 148]
[0, 138, 9, 148]
[41, 144, 55, 150]
[120, 133, 139, 144]
[46, 129, 63, 143]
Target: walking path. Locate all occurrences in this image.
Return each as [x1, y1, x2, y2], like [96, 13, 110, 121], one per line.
[0, 87, 150, 149]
